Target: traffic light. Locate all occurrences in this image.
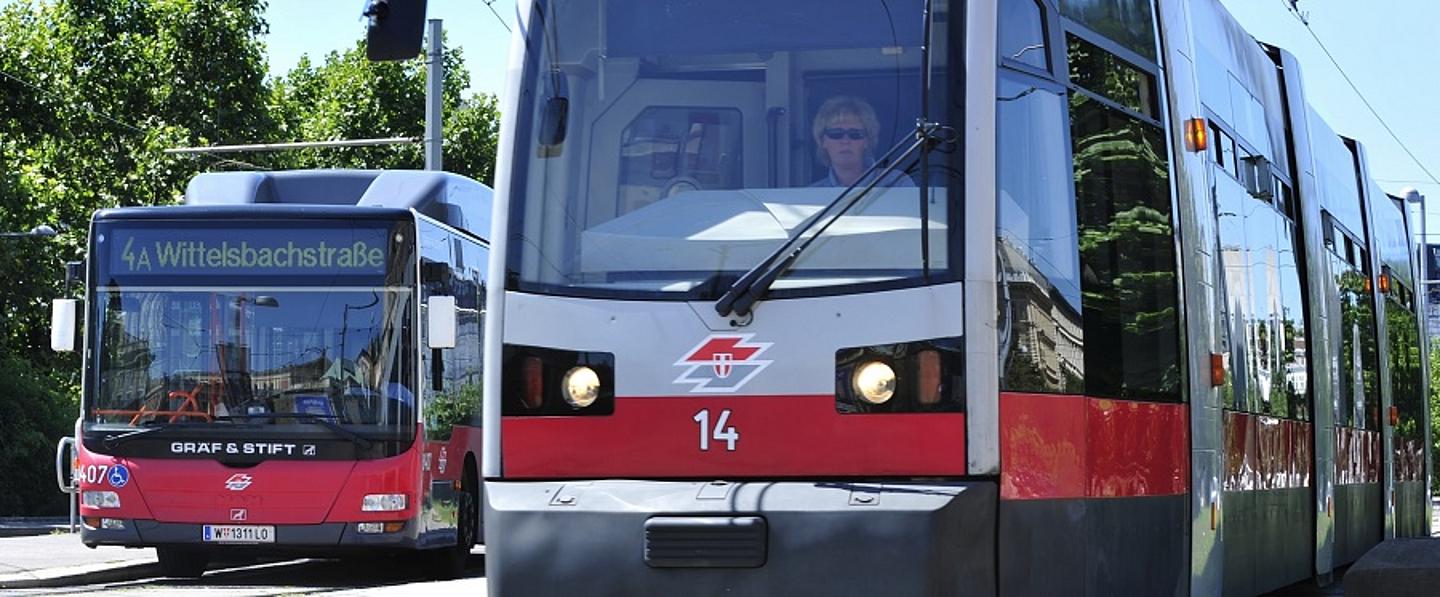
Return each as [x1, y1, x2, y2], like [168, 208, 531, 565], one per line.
[364, 0, 428, 61]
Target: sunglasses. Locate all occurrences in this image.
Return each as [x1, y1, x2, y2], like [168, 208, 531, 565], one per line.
[823, 127, 866, 141]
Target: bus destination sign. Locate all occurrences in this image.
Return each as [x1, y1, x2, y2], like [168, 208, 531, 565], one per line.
[108, 227, 390, 277]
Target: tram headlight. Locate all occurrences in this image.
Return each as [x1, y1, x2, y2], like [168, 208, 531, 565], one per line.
[835, 338, 963, 413]
[852, 361, 896, 404]
[502, 345, 615, 416]
[562, 366, 601, 408]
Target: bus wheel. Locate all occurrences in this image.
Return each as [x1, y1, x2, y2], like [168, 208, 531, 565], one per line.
[430, 475, 476, 579]
[156, 547, 209, 578]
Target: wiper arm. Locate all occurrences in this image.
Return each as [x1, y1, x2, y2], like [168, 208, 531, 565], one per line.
[102, 421, 210, 449]
[715, 123, 942, 319]
[103, 425, 166, 449]
[214, 413, 373, 450]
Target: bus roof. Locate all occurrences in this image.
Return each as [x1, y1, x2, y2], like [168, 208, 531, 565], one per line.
[182, 169, 492, 239]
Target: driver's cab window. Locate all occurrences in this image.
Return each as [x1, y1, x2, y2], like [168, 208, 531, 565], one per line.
[513, 0, 958, 296]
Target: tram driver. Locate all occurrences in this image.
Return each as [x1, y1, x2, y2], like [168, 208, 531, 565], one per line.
[810, 95, 914, 188]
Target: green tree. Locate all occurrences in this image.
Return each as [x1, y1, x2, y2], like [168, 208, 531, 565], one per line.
[0, 0, 275, 515]
[267, 39, 500, 184]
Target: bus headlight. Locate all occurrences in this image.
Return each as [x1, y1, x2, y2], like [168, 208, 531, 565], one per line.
[361, 494, 407, 512]
[562, 366, 601, 408]
[852, 361, 896, 404]
[81, 490, 121, 509]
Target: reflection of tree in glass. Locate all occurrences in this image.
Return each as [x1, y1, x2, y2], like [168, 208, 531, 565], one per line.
[1069, 92, 1179, 402]
[1333, 265, 1381, 429]
[429, 383, 481, 440]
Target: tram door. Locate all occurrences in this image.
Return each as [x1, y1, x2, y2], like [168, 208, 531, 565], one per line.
[1210, 121, 1316, 595]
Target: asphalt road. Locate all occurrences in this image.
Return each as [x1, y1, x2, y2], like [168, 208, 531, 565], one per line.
[5, 549, 488, 596]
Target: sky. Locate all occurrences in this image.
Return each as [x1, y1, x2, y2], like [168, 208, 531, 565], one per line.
[263, 0, 515, 96]
[264, 0, 1440, 233]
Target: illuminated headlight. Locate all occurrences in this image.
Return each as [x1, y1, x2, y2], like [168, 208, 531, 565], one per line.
[81, 490, 121, 509]
[562, 366, 601, 408]
[361, 494, 407, 512]
[852, 361, 896, 404]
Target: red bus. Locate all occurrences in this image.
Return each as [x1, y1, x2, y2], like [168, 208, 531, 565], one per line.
[477, 0, 1429, 595]
[54, 170, 490, 578]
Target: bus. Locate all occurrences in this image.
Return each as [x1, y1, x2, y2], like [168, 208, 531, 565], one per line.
[477, 0, 1429, 594]
[53, 170, 491, 579]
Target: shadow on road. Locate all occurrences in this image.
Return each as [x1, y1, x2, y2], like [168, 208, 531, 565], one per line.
[94, 551, 485, 592]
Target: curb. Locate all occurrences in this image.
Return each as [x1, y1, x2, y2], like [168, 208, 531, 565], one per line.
[0, 559, 159, 590]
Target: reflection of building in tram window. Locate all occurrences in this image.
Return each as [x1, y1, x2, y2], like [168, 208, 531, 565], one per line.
[809, 95, 912, 188]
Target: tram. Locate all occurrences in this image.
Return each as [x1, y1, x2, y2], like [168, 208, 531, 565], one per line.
[56, 170, 491, 578]
[478, 0, 1429, 594]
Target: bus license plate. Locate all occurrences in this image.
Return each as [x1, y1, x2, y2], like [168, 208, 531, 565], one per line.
[202, 525, 274, 543]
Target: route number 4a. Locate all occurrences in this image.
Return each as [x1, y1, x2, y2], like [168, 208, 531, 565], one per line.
[692, 409, 739, 452]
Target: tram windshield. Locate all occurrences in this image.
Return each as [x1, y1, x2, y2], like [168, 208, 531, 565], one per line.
[84, 220, 417, 445]
[506, 0, 961, 300]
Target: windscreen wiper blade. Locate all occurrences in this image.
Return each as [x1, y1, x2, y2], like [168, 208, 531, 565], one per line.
[215, 413, 374, 450]
[102, 421, 211, 449]
[714, 123, 940, 319]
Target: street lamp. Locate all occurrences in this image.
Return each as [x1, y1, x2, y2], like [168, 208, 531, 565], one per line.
[0, 224, 57, 239]
[1404, 188, 1426, 300]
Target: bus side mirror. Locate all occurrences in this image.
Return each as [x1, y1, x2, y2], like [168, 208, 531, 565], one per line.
[51, 299, 77, 352]
[427, 295, 456, 349]
[364, 0, 428, 61]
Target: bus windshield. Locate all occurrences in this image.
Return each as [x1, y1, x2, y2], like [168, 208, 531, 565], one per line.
[85, 220, 417, 445]
[506, 0, 961, 300]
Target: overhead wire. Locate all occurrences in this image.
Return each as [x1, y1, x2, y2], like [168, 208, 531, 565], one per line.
[1277, 0, 1440, 186]
[481, 0, 512, 34]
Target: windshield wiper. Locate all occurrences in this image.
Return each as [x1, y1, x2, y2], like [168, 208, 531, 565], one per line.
[714, 123, 942, 319]
[214, 413, 374, 450]
[102, 421, 211, 449]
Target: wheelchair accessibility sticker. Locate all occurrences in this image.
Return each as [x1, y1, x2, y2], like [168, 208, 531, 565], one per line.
[107, 464, 130, 489]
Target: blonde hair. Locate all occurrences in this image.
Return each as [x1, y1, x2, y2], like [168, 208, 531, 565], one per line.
[812, 95, 880, 167]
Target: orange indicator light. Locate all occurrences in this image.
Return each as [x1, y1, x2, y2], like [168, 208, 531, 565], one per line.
[1184, 118, 1209, 152]
[1210, 353, 1226, 387]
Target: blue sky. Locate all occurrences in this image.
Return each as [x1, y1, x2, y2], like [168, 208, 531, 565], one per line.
[265, 0, 1440, 233]
[264, 0, 514, 96]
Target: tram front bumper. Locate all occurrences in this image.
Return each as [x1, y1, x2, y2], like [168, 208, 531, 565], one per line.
[484, 479, 997, 597]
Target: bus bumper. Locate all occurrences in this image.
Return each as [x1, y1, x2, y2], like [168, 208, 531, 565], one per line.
[484, 479, 996, 597]
[80, 519, 424, 551]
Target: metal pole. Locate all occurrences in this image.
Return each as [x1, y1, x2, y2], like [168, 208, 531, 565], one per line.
[425, 19, 443, 171]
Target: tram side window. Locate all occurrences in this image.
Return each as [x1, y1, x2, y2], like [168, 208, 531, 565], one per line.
[1058, 0, 1158, 63]
[996, 71, 1084, 394]
[1386, 292, 1423, 443]
[1000, 0, 1051, 72]
[1067, 34, 1181, 402]
[1327, 217, 1380, 430]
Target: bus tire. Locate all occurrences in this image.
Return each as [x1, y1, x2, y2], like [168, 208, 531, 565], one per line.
[156, 546, 208, 578]
[430, 473, 477, 580]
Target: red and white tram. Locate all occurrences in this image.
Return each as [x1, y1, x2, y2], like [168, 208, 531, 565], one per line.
[479, 0, 1430, 594]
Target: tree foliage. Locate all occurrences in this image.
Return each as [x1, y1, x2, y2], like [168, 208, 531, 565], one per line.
[0, 0, 500, 514]
[266, 39, 499, 184]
